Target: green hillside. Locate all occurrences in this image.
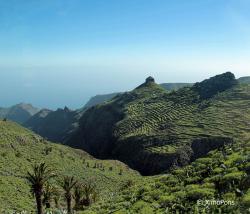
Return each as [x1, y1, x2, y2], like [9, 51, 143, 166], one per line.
[1, 119, 249, 213]
[67, 72, 250, 175]
[0, 121, 140, 212]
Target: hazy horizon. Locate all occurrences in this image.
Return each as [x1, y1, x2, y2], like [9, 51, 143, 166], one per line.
[0, 0, 250, 109]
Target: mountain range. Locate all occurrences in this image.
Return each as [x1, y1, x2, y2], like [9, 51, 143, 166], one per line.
[2, 77, 248, 130]
[0, 103, 40, 124]
[0, 72, 249, 213]
[13, 72, 249, 175]
[21, 82, 198, 144]
[3, 74, 249, 174]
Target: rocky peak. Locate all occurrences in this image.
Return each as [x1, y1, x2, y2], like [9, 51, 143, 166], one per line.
[192, 72, 238, 99]
[64, 106, 70, 112]
[145, 76, 155, 84]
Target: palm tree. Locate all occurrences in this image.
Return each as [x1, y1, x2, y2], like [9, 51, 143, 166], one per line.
[43, 183, 58, 209]
[26, 163, 55, 214]
[53, 186, 62, 209]
[82, 181, 97, 206]
[74, 182, 84, 210]
[61, 176, 77, 214]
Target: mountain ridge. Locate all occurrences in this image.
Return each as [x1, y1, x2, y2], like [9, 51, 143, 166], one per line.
[66, 72, 250, 175]
[0, 103, 40, 124]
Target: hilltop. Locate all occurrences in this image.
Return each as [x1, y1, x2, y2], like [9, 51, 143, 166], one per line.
[0, 103, 40, 124]
[0, 121, 140, 212]
[66, 72, 250, 175]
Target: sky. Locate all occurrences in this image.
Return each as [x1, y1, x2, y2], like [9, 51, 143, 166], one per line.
[0, 0, 250, 109]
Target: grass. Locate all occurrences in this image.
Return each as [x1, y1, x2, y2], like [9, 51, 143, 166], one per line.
[0, 121, 141, 212]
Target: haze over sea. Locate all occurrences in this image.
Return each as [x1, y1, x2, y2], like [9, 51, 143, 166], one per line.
[0, 0, 249, 109]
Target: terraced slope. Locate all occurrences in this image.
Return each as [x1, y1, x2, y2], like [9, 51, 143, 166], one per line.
[0, 121, 140, 212]
[67, 72, 250, 175]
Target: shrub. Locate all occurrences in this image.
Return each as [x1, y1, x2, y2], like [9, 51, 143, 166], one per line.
[15, 152, 22, 158]
[148, 189, 162, 201]
[241, 190, 250, 208]
[158, 195, 175, 208]
[185, 185, 214, 201]
[131, 201, 154, 214]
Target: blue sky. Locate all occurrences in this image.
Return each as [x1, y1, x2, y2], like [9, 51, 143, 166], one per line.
[0, 0, 250, 109]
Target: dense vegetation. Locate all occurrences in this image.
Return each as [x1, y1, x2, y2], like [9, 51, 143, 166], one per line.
[83, 139, 250, 213]
[66, 72, 250, 175]
[1, 120, 249, 213]
[0, 121, 140, 212]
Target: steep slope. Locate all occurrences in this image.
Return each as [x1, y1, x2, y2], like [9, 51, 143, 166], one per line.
[0, 121, 140, 212]
[67, 72, 250, 175]
[0, 103, 40, 123]
[24, 107, 83, 143]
